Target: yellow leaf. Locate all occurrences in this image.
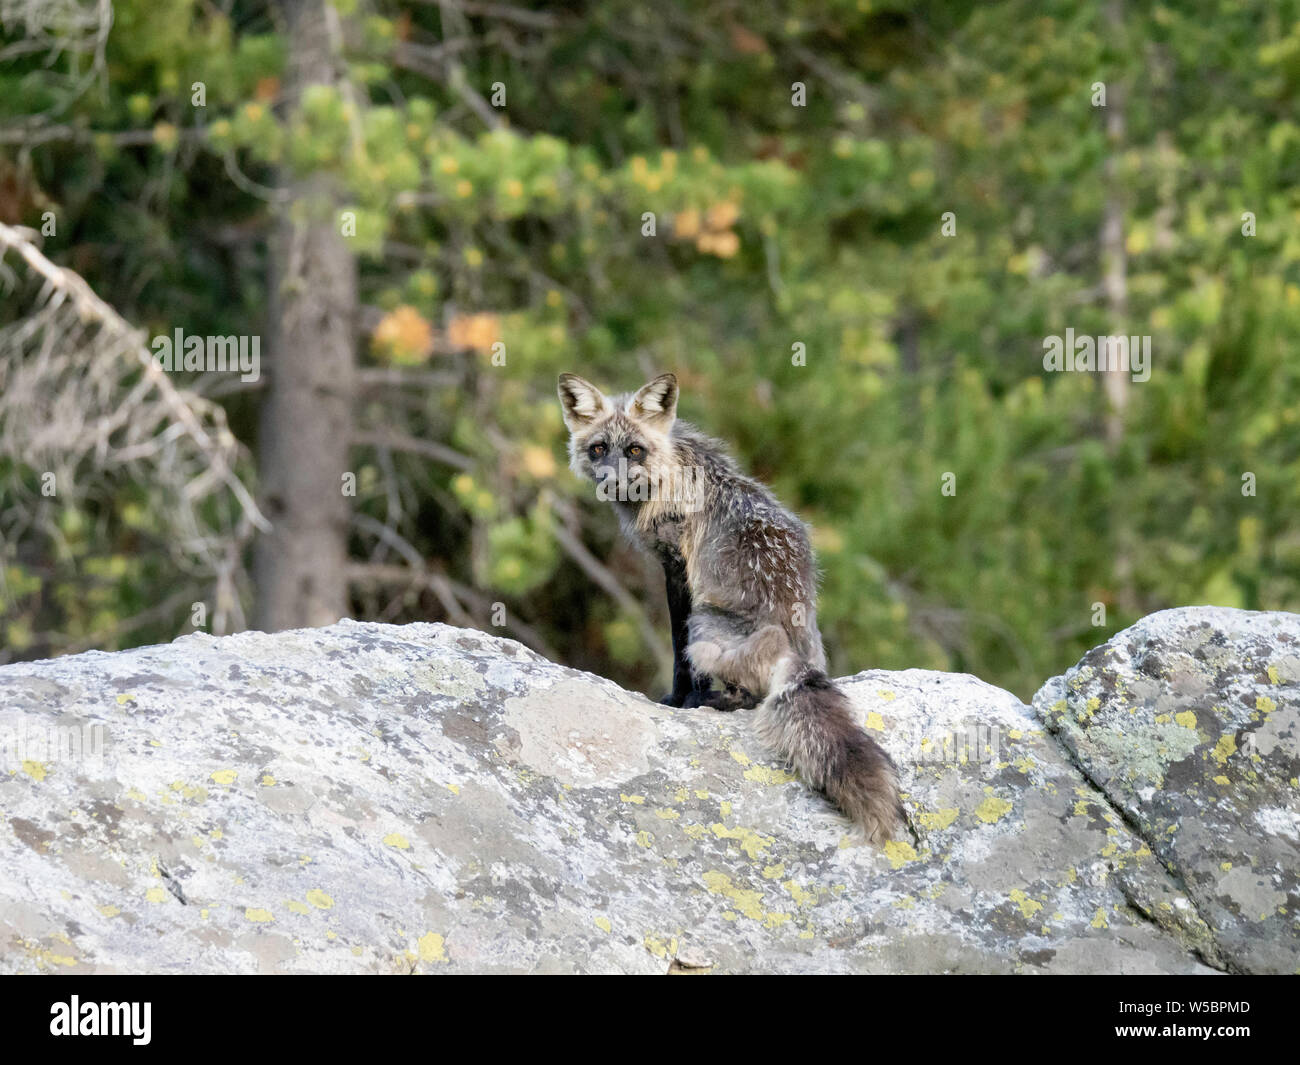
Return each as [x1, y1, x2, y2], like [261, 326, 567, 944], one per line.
[445, 312, 500, 353]
[706, 201, 740, 231]
[372, 305, 433, 365]
[674, 209, 701, 239]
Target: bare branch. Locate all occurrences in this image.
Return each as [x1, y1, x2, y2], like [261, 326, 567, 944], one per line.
[415, 0, 564, 29]
[0, 222, 265, 638]
[551, 506, 670, 669]
[345, 561, 559, 661]
[353, 428, 475, 471]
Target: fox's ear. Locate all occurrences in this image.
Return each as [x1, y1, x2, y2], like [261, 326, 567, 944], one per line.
[627, 373, 678, 432]
[557, 373, 612, 430]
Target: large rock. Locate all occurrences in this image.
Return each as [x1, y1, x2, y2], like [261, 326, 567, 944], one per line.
[1033, 607, 1300, 974]
[0, 610, 1291, 973]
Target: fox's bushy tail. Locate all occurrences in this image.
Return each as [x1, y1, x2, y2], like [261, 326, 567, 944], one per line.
[755, 659, 903, 844]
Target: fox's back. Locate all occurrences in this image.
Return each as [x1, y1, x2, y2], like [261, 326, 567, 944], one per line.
[667, 426, 820, 649]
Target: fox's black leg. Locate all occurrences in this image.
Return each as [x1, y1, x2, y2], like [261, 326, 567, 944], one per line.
[658, 550, 711, 706]
[681, 684, 758, 712]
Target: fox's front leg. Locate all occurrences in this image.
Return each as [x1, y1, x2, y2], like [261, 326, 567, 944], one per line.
[658, 551, 711, 706]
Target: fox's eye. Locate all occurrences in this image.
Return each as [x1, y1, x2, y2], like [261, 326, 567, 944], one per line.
[588, 443, 606, 458]
[626, 445, 644, 459]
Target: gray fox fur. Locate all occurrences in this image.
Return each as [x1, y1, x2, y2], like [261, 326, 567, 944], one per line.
[558, 371, 903, 844]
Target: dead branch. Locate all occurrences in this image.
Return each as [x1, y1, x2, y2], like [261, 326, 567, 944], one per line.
[0, 222, 265, 638]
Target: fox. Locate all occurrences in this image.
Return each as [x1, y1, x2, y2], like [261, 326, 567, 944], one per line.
[557, 371, 903, 844]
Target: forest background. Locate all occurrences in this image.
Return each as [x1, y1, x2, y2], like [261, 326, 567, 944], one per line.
[2, 0, 1297, 701]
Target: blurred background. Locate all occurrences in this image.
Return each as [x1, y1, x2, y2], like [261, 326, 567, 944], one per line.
[1, 0, 1298, 701]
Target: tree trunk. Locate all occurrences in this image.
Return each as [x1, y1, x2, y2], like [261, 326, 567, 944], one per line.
[1101, 0, 1128, 447]
[253, 0, 357, 631]
[1101, 0, 1138, 618]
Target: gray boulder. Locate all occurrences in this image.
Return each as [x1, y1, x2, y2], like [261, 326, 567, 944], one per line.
[1033, 606, 1299, 974]
[0, 608, 1293, 973]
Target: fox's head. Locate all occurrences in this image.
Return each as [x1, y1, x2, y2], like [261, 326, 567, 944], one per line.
[557, 372, 679, 504]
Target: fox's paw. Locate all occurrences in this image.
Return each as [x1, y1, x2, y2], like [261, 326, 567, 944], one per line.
[661, 670, 714, 708]
[681, 685, 756, 712]
[681, 690, 718, 709]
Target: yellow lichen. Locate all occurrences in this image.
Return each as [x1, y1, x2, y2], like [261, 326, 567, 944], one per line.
[418, 932, 448, 963]
[1009, 889, 1042, 919]
[643, 933, 674, 958]
[782, 879, 818, 907]
[1211, 734, 1237, 765]
[743, 764, 798, 786]
[701, 871, 789, 928]
[882, 839, 918, 869]
[917, 807, 959, 831]
[974, 795, 1013, 824]
[710, 823, 772, 859]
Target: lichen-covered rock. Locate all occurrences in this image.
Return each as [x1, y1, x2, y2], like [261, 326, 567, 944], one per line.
[0, 614, 1281, 973]
[1033, 607, 1300, 974]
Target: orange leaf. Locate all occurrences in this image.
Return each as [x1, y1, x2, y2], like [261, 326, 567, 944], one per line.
[372, 306, 433, 365]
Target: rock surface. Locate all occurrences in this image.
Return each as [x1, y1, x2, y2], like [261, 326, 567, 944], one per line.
[1033, 607, 1300, 974]
[0, 607, 1294, 973]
